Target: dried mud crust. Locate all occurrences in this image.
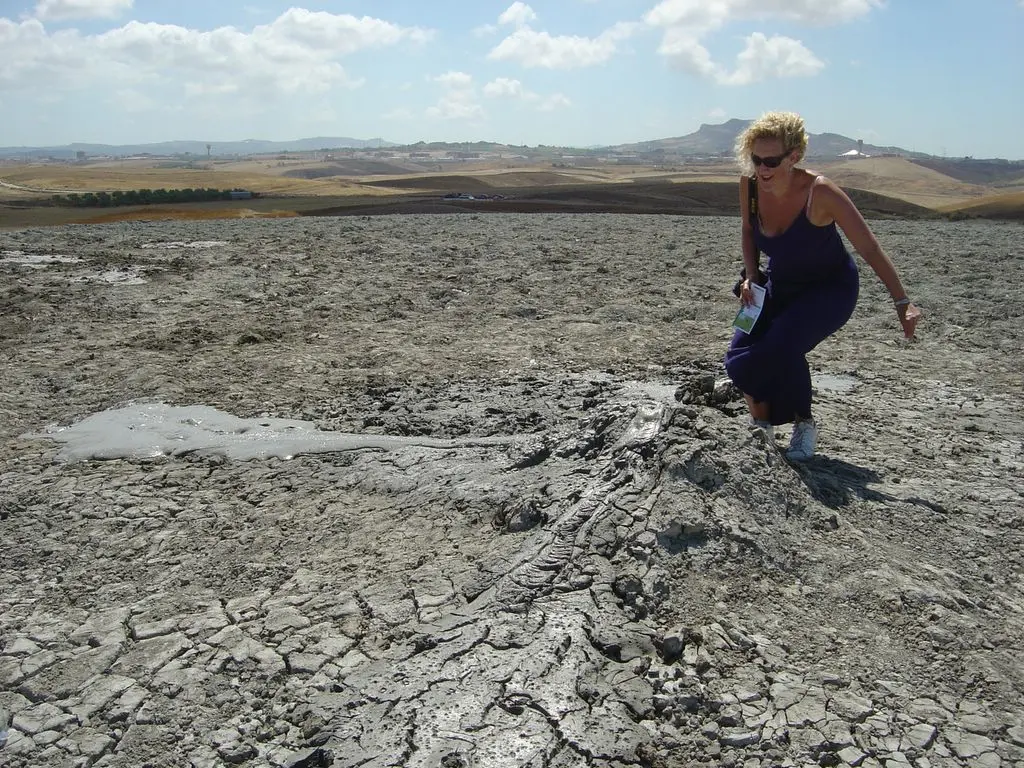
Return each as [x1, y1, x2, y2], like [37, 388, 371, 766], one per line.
[0, 215, 1022, 768]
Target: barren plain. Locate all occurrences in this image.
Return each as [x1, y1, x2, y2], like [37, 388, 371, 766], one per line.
[0, 159, 1023, 768]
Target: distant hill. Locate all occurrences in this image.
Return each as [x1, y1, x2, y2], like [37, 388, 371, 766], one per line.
[3, 121, 1014, 163]
[614, 120, 929, 159]
[909, 157, 1024, 186]
[0, 137, 397, 159]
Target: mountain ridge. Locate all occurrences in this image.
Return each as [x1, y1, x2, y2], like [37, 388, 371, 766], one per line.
[1, 120, 1015, 161]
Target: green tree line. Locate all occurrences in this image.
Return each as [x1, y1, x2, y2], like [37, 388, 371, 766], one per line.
[51, 188, 252, 207]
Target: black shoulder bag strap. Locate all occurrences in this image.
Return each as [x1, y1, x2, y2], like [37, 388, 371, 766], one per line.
[732, 176, 762, 296]
[748, 175, 758, 228]
[749, 176, 765, 283]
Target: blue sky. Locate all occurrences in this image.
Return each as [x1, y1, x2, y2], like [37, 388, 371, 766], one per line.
[1, 0, 1022, 158]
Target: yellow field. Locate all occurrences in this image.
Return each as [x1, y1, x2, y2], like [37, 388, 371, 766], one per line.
[937, 189, 1024, 218]
[0, 163, 410, 197]
[813, 156, 988, 208]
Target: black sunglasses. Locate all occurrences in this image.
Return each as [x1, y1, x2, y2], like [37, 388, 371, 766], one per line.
[751, 152, 789, 168]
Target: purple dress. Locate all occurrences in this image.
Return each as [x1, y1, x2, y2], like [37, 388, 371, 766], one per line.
[724, 188, 859, 426]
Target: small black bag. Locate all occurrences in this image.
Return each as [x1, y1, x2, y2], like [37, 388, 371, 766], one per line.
[731, 266, 768, 297]
[731, 176, 766, 297]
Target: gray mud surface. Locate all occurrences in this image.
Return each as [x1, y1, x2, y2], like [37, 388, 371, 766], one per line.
[1, 214, 1022, 768]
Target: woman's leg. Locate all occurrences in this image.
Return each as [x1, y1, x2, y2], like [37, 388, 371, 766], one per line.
[744, 394, 770, 422]
[725, 270, 858, 425]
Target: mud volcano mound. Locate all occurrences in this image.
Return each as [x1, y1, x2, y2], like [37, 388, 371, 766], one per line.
[0, 214, 1021, 768]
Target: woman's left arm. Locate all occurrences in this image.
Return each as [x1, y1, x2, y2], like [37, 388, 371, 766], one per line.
[816, 179, 921, 338]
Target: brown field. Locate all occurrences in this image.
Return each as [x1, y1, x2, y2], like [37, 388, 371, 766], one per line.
[937, 189, 1024, 219]
[2, 154, 1022, 229]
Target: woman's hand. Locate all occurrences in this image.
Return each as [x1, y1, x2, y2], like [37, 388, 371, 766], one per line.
[740, 278, 755, 306]
[897, 302, 922, 339]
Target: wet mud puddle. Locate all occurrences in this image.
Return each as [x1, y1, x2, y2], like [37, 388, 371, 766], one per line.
[30, 402, 515, 462]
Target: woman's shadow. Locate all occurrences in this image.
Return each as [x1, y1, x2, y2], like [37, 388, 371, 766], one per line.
[791, 455, 948, 515]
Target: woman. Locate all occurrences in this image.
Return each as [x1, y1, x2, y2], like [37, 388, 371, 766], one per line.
[724, 111, 921, 461]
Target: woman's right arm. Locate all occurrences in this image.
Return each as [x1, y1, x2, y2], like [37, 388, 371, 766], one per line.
[738, 175, 759, 305]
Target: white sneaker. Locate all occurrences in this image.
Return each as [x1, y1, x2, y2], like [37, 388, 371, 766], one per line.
[750, 418, 775, 440]
[786, 419, 817, 461]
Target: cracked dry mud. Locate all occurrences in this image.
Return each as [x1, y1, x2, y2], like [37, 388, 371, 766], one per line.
[1, 213, 1022, 768]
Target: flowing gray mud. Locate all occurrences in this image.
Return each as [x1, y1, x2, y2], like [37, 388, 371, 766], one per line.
[0, 214, 1022, 768]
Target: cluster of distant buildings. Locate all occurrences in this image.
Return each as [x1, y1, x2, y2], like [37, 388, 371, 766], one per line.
[4, 138, 889, 170]
[839, 139, 871, 159]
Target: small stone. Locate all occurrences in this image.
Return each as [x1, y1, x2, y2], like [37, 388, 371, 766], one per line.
[973, 753, 1002, 768]
[720, 730, 760, 747]
[263, 607, 312, 633]
[770, 682, 807, 711]
[660, 628, 686, 664]
[219, 742, 258, 764]
[958, 713, 996, 735]
[829, 691, 874, 722]
[820, 719, 854, 749]
[287, 652, 326, 674]
[837, 746, 866, 766]
[1006, 725, 1024, 747]
[948, 731, 996, 758]
[787, 688, 828, 726]
[0, 657, 25, 687]
[5, 637, 42, 655]
[701, 721, 721, 738]
[907, 697, 952, 723]
[902, 723, 937, 751]
[66, 728, 116, 758]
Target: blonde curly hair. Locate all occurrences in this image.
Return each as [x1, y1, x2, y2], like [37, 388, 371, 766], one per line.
[734, 111, 809, 175]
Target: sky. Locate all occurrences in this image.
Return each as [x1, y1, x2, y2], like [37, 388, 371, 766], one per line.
[1, 0, 1022, 158]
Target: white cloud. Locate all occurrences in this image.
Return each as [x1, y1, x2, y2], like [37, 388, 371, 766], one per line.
[473, 23, 498, 37]
[427, 71, 484, 121]
[434, 71, 473, 89]
[709, 107, 727, 119]
[499, 2, 538, 28]
[488, 23, 636, 69]
[489, 3, 636, 70]
[658, 29, 823, 85]
[656, 29, 717, 77]
[258, 8, 432, 53]
[716, 33, 824, 85]
[535, 93, 571, 111]
[484, 77, 525, 98]
[645, 0, 881, 30]
[34, 0, 133, 21]
[645, 0, 878, 83]
[0, 11, 432, 99]
[482, 78, 571, 112]
[426, 93, 484, 121]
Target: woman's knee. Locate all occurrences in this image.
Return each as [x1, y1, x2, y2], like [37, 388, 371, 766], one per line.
[725, 353, 757, 392]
